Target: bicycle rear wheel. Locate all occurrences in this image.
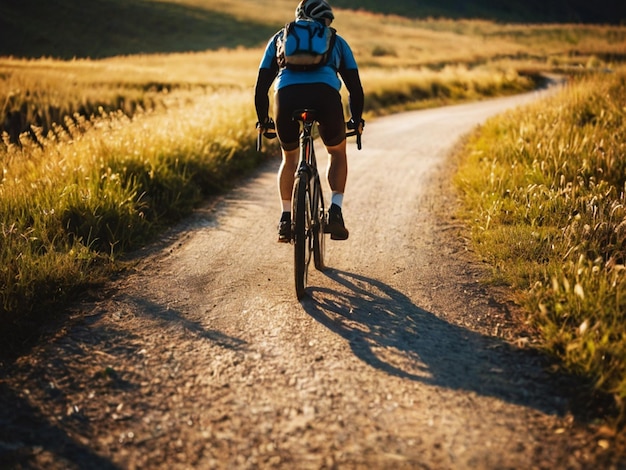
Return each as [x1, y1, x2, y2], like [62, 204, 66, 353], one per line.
[292, 172, 311, 299]
[312, 176, 326, 271]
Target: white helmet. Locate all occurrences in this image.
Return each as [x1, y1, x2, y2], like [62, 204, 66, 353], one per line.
[295, 0, 334, 23]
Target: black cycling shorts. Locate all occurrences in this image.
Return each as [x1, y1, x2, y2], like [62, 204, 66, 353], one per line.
[275, 83, 346, 151]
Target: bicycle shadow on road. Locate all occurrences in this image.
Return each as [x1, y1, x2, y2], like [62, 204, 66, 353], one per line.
[304, 269, 578, 417]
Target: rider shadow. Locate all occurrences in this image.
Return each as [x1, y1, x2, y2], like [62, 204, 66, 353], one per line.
[126, 296, 248, 351]
[0, 295, 249, 468]
[0, 382, 121, 470]
[303, 269, 577, 416]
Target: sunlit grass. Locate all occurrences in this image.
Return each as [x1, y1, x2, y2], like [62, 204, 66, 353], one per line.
[0, 90, 266, 321]
[0, 49, 261, 141]
[456, 67, 626, 413]
[361, 64, 535, 114]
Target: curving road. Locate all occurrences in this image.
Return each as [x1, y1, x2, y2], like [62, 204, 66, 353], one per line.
[2, 88, 623, 469]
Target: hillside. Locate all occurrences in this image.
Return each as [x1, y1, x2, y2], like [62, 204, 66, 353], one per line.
[1, 0, 623, 59]
[332, 0, 624, 24]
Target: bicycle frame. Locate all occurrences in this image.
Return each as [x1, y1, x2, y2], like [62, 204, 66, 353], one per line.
[256, 110, 362, 299]
[292, 109, 325, 298]
[296, 110, 318, 184]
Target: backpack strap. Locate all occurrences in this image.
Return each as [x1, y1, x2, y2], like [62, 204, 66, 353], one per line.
[326, 27, 338, 71]
[275, 23, 291, 69]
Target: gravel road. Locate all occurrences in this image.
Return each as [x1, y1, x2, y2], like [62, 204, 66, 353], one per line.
[1, 89, 624, 469]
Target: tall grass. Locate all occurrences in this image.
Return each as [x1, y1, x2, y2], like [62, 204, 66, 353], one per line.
[0, 90, 265, 323]
[2, 5, 623, 141]
[455, 68, 626, 413]
[361, 64, 536, 114]
[0, 50, 261, 142]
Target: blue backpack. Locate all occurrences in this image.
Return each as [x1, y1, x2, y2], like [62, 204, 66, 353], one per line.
[276, 19, 336, 71]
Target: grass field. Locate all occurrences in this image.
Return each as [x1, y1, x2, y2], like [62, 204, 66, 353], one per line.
[1, 0, 626, 421]
[456, 67, 626, 417]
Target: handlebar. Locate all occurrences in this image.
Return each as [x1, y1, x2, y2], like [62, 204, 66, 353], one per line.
[346, 129, 362, 150]
[256, 120, 277, 152]
[256, 119, 363, 152]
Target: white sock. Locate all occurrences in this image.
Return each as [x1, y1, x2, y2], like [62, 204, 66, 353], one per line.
[281, 200, 291, 212]
[331, 192, 344, 208]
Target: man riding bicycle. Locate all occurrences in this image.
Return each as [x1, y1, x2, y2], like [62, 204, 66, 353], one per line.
[254, 0, 364, 242]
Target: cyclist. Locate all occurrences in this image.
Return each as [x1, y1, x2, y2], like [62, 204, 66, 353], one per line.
[255, 0, 364, 243]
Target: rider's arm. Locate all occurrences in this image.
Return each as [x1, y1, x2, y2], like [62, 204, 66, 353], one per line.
[254, 35, 280, 124]
[339, 68, 364, 124]
[254, 65, 278, 123]
[336, 36, 364, 124]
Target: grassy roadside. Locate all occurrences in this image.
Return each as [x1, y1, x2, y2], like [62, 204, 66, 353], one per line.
[455, 67, 626, 419]
[1, 90, 265, 328]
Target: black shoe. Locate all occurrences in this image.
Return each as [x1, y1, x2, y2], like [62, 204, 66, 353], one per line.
[277, 213, 291, 243]
[325, 204, 349, 240]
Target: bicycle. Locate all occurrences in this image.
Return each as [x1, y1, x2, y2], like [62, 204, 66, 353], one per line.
[257, 110, 362, 299]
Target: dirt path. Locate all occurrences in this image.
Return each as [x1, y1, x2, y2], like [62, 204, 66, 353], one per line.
[1, 90, 624, 469]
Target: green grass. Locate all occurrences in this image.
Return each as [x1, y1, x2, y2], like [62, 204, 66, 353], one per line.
[455, 68, 626, 417]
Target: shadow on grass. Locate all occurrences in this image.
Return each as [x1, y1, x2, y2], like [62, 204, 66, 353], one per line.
[330, 0, 625, 24]
[0, 0, 278, 59]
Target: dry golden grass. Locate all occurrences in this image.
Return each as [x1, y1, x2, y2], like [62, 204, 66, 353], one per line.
[1, 89, 263, 320]
[456, 66, 626, 412]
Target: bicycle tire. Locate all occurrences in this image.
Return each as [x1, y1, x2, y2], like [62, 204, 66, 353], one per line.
[292, 172, 311, 299]
[312, 175, 326, 271]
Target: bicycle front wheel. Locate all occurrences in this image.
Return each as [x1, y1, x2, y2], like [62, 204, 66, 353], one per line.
[292, 172, 312, 299]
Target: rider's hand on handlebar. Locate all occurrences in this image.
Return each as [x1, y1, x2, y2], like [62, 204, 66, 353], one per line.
[346, 118, 364, 151]
[256, 117, 275, 135]
[347, 118, 365, 135]
[256, 118, 276, 149]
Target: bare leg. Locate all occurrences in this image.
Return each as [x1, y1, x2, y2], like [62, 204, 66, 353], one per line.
[326, 139, 348, 195]
[278, 148, 299, 209]
[325, 139, 349, 240]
